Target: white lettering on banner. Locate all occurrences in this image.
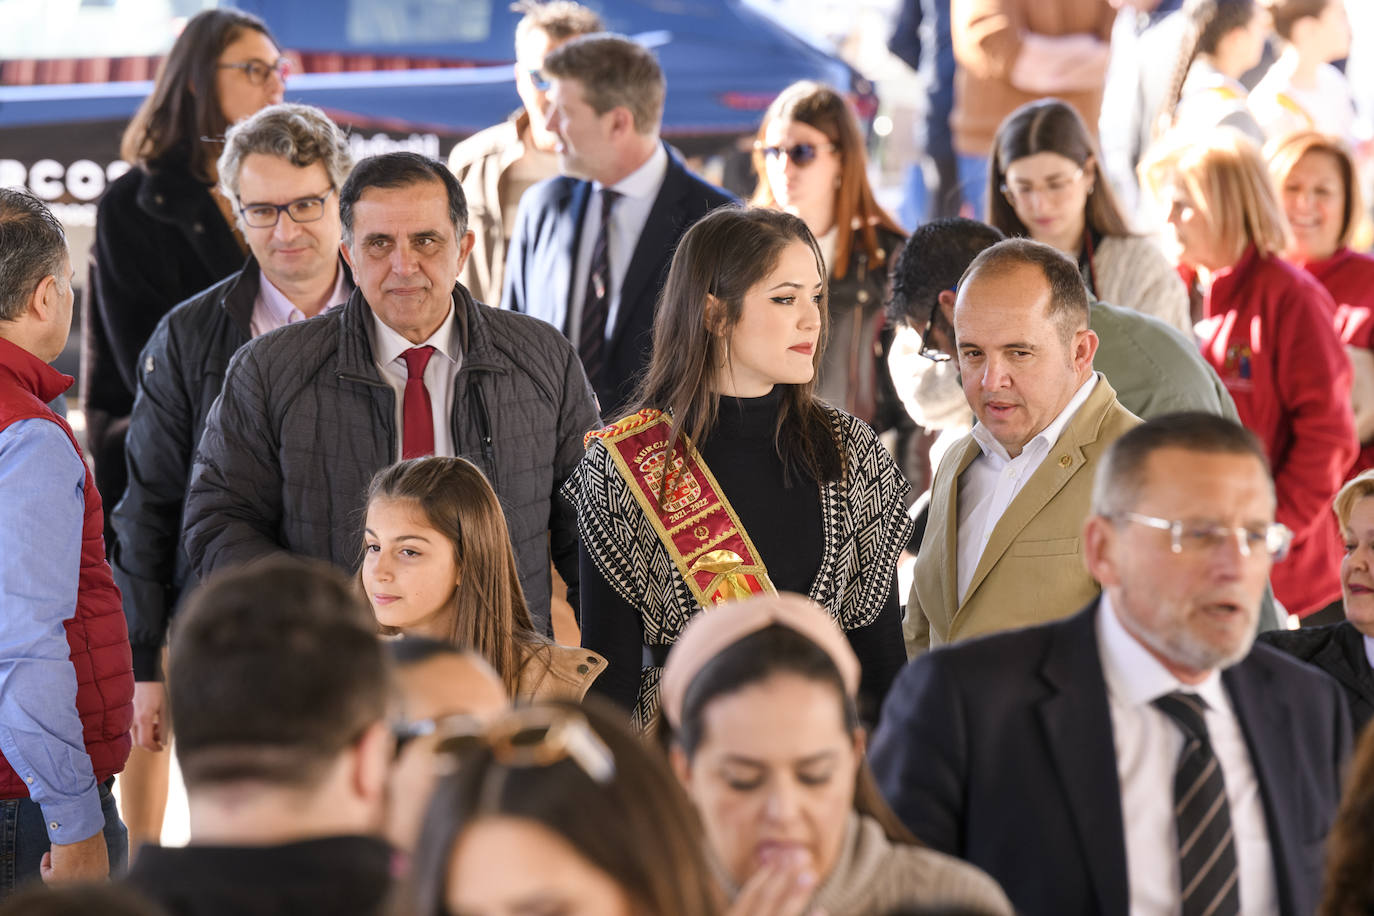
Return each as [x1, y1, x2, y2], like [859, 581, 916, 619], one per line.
[0, 159, 131, 202]
[346, 132, 441, 159]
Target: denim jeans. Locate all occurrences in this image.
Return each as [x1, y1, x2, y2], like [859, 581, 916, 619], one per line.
[957, 154, 989, 220]
[0, 778, 127, 899]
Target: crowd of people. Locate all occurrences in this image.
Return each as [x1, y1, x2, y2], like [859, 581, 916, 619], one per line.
[6, 0, 1374, 913]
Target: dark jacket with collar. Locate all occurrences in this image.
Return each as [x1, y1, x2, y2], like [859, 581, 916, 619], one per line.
[502, 143, 736, 415]
[111, 257, 351, 680]
[84, 162, 245, 523]
[1258, 621, 1374, 738]
[124, 835, 393, 916]
[870, 600, 1352, 916]
[182, 284, 600, 633]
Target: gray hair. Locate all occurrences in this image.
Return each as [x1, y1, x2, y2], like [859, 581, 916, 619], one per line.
[217, 103, 354, 203]
[0, 188, 68, 322]
[542, 33, 665, 135]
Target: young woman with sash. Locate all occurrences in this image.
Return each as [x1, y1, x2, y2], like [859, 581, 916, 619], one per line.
[564, 206, 914, 729]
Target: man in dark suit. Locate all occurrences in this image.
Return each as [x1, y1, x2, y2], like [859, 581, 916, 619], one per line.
[502, 33, 735, 415]
[871, 413, 1352, 916]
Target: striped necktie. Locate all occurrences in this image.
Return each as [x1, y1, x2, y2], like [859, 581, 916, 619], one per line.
[578, 187, 621, 388]
[1152, 691, 1241, 916]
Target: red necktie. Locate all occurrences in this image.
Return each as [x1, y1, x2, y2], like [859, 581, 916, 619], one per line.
[401, 346, 435, 459]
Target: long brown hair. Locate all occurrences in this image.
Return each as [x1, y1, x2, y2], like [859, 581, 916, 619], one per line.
[1156, 0, 1259, 138]
[1318, 719, 1374, 915]
[989, 98, 1134, 239]
[399, 698, 726, 916]
[634, 206, 843, 489]
[362, 457, 547, 696]
[750, 81, 904, 280]
[120, 8, 278, 182]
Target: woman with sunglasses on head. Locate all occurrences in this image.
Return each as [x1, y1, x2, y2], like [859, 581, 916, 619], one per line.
[1142, 130, 1357, 623]
[1267, 131, 1374, 480]
[659, 592, 1013, 915]
[751, 82, 911, 451]
[565, 206, 913, 731]
[87, 7, 286, 861]
[988, 99, 1191, 334]
[361, 457, 606, 702]
[397, 700, 733, 916]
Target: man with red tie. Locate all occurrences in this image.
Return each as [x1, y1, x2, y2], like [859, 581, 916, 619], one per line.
[183, 152, 599, 633]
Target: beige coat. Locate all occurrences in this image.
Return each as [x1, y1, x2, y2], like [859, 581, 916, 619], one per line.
[905, 377, 1141, 654]
[516, 643, 607, 702]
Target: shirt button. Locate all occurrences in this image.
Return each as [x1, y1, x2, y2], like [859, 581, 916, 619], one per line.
[49, 821, 59, 830]
[24, 776, 33, 784]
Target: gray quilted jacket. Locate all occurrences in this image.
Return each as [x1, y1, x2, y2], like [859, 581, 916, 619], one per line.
[182, 284, 599, 631]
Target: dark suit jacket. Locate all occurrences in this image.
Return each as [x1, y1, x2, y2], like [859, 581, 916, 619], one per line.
[1259, 620, 1374, 738]
[870, 600, 1352, 916]
[501, 143, 736, 414]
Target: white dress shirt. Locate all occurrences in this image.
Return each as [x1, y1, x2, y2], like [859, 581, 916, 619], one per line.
[370, 301, 462, 458]
[1365, 633, 1374, 671]
[1097, 593, 1279, 916]
[249, 265, 352, 338]
[566, 142, 669, 347]
[955, 373, 1097, 602]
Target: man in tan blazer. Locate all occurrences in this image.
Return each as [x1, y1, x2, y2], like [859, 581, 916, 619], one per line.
[905, 238, 1140, 654]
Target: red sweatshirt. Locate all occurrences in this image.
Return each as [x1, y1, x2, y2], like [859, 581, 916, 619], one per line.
[1195, 247, 1356, 616]
[1298, 246, 1374, 478]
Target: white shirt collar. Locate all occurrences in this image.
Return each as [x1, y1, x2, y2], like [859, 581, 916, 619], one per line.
[1098, 590, 1228, 712]
[970, 372, 1098, 464]
[1364, 633, 1374, 672]
[370, 297, 460, 370]
[596, 141, 669, 202]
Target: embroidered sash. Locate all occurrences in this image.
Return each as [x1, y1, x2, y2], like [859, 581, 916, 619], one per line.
[585, 410, 775, 607]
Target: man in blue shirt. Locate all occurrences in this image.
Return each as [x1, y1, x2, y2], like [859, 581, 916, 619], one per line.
[0, 188, 134, 896]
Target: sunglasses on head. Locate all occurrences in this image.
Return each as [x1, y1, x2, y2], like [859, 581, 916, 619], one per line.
[757, 142, 836, 166]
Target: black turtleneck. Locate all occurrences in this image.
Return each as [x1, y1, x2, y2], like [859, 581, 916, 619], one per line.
[580, 390, 904, 719]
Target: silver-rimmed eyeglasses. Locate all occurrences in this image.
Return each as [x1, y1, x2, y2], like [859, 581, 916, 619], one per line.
[1112, 511, 1293, 560]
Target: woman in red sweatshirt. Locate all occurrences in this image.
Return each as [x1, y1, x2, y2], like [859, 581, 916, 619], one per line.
[1267, 130, 1374, 480]
[1144, 130, 1357, 623]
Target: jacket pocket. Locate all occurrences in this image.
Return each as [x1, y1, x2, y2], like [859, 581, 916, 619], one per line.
[1011, 537, 1080, 557]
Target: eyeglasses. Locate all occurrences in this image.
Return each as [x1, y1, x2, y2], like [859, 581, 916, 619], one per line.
[238, 188, 335, 228]
[757, 142, 837, 167]
[916, 286, 955, 362]
[217, 57, 290, 86]
[428, 706, 617, 785]
[526, 68, 551, 91]
[1112, 511, 1293, 560]
[1000, 167, 1085, 204]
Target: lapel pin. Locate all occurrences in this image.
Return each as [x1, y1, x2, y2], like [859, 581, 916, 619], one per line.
[1058, 455, 1072, 468]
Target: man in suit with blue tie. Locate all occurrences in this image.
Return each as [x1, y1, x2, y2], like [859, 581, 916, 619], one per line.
[502, 33, 735, 415]
[871, 413, 1352, 916]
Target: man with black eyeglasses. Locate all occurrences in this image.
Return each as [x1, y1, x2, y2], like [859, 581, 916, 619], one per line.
[111, 103, 355, 780]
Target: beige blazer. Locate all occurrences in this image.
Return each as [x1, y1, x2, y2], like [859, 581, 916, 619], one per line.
[905, 377, 1141, 655]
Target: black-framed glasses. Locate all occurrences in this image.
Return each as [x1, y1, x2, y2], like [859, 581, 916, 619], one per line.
[918, 286, 955, 362]
[1111, 511, 1293, 560]
[525, 68, 551, 91]
[756, 142, 837, 167]
[238, 188, 335, 228]
[217, 56, 290, 86]
[427, 706, 616, 784]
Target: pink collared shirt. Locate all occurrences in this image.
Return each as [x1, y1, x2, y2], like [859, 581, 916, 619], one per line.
[249, 266, 353, 338]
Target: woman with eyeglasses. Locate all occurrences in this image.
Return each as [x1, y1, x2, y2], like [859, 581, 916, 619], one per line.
[1266, 131, 1374, 480]
[988, 99, 1191, 334]
[750, 82, 910, 450]
[397, 700, 729, 916]
[1258, 470, 1374, 735]
[360, 457, 605, 702]
[1142, 130, 1356, 622]
[659, 592, 1013, 915]
[86, 7, 286, 861]
[566, 206, 913, 731]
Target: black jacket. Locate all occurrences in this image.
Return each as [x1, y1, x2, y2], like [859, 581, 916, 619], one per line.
[182, 284, 601, 633]
[123, 836, 392, 916]
[503, 144, 736, 415]
[85, 161, 245, 533]
[111, 258, 352, 680]
[1258, 621, 1374, 737]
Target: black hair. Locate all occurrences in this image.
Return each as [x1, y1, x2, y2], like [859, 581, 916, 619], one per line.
[887, 217, 1004, 327]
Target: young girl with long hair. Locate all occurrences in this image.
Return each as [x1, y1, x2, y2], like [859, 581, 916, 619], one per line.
[361, 457, 605, 701]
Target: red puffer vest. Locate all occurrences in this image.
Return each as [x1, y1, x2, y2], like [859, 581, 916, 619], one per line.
[0, 337, 133, 798]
